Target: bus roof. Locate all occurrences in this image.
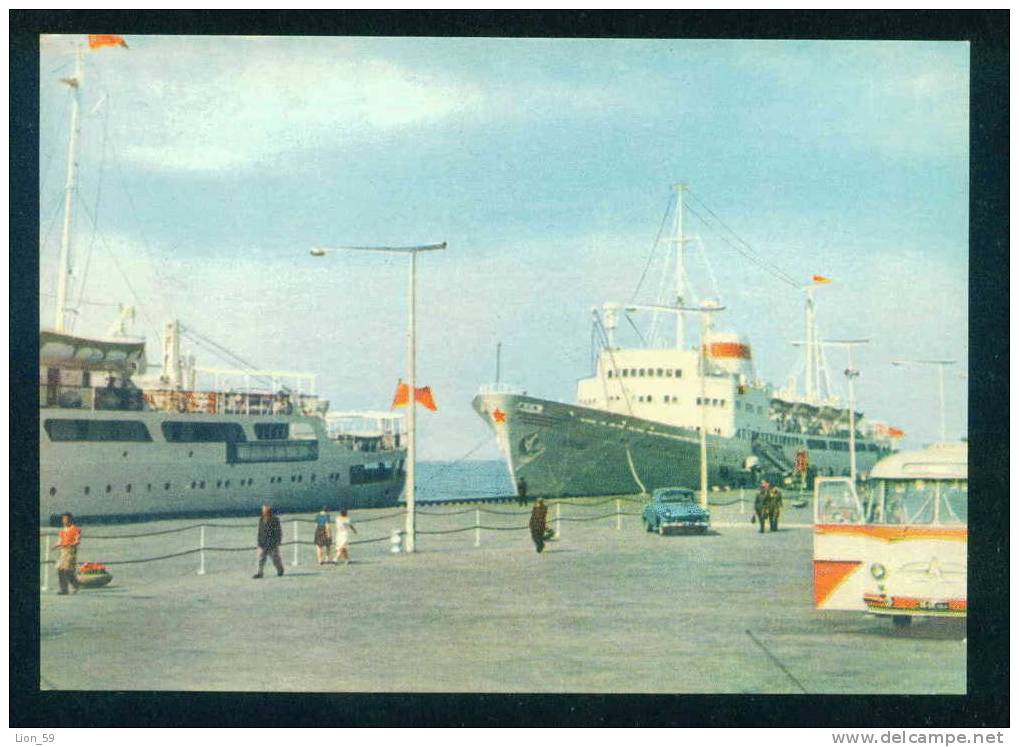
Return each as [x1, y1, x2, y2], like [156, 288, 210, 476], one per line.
[869, 441, 967, 481]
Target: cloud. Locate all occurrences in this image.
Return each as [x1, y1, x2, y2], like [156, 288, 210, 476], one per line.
[53, 37, 485, 174]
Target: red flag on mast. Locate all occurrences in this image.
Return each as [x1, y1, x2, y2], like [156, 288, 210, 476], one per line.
[88, 35, 128, 49]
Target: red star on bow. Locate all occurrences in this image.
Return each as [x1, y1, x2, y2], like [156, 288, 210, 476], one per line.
[492, 408, 506, 424]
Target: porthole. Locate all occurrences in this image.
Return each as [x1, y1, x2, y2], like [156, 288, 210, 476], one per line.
[49, 487, 56, 497]
[126, 484, 132, 493]
[188, 450, 194, 458]
[225, 480, 231, 488]
[147, 484, 152, 491]
[84, 486, 90, 496]
[122, 451, 128, 458]
[164, 482, 171, 491]
[297, 475, 303, 483]
[311, 474, 316, 482]
[191, 481, 197, 489]
[105, 485, 112, 493]
[216, 480, 222, 488]
[199, 481, 206, 489]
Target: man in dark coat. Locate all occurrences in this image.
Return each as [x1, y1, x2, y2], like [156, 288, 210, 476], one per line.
[529, 498, 548, 553]
[516, 476, 528, 507]
[254, 504, 285, 578]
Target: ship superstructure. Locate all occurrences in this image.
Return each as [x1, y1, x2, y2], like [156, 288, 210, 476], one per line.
[473, 185, 898, 498]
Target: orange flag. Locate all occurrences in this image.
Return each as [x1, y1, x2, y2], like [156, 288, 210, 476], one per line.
[391, 381, 438, 412]
[812, 274, 832, 284]
[88, 34, 128, 49]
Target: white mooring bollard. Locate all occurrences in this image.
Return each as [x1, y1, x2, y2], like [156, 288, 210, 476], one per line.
[616, 499, 622, 530]
[554, 502, 561, 540]
[474, 508, 481, 547]
[197, 525, 206, 575]
[291, 520, 300, 567]
[390, 528, 404, 554]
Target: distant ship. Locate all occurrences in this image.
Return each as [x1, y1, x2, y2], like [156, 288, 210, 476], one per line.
[39, 40, 405, 524]
[473, 184, 900, 498]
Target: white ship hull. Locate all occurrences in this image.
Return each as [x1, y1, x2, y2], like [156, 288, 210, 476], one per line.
[39, 408, 405, 524]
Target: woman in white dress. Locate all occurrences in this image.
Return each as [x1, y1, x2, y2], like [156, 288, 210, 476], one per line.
[333, 508, 357, 564]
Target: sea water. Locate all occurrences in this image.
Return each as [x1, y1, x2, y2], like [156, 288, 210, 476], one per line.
[414, 460, 512, 502]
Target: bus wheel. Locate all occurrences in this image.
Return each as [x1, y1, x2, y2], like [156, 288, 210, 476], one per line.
[893, 616, 912, 628]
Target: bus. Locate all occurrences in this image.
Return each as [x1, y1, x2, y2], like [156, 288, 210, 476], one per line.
[812, 442, 967, 626]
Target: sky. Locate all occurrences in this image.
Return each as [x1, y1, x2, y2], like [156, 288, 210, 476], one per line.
[38, 35, 969, 461]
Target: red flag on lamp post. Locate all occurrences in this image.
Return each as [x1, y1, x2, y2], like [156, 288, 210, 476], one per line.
[812, 274, 833, 284]
[88, 35, 128, 49]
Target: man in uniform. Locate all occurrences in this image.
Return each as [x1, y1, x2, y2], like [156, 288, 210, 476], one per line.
[529, 498, 548, 553]
[753, 481, 770, 533]
[765, 483, 783, 532]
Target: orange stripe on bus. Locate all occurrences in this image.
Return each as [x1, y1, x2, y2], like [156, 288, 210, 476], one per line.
[813, 560, 861, 607]
[815, 524, 967, 542]
[863, 594, 967, 612]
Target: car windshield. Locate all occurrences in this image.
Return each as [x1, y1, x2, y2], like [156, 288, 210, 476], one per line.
[658, 491, 695, 504]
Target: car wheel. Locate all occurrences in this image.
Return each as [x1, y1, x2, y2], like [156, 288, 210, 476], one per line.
[643, 517, 653, 533]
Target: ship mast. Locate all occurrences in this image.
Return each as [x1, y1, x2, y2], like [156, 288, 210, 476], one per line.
[673, 183, 687, 349]
[54, 44, 84, 333]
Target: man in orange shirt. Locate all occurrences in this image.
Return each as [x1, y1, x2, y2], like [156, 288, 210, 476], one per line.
[52, 512, 81, 595]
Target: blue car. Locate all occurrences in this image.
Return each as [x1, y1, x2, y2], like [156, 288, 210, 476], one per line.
[642, 488, 711, 535]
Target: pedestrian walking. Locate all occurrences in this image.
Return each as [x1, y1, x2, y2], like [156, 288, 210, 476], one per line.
[52, 512, 81, 595]
[516, 476, 528, 507]
[314, 507, 333, 565]
[753, 481, 769, 534]
[766, 484, 783, 532]
[333, 508, 357, 565]
[253, 504, 285, 578]
[529, 498, 548, 553]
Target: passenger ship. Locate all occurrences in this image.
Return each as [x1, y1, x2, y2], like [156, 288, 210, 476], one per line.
[38, 41, 405, 524]
[473, 185, 899, 498]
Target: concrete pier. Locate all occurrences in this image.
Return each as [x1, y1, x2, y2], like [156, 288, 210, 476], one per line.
[39, 495, 965, 693]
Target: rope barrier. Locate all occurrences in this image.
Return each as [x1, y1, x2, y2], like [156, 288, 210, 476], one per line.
[349, 535, 394, 546]
[84, 523, 210, 539]
[352, 511, 407, 523]
[415, 507, 478, 517]
[556, 512, 621, 523]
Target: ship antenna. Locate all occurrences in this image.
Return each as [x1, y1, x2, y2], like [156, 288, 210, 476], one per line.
[54, 43, 84, 332]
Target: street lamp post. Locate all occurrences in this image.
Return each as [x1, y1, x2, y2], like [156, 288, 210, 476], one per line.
[311, 242, 447, 553]
[824, 340, 869, 484]
[892, 359, 956, 443]
[623, 301, 723, 508]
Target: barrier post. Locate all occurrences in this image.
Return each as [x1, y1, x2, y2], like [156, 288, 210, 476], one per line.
[390, 529, 403, 554]
[197, 525, 206, 575]
[616, 499, 622, 530]
[554, 502, 561, 540]
[41, 541, 51, 592]
[291, 520, 300, 567]
[474, 508, 481, 547]
[740, 488, 745, 515]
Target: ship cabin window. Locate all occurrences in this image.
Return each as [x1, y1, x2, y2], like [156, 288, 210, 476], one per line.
[607, 370, 613, 378]
[664, 395, 670, 403]
[676, 369, 682, 378]
[646, 395, 653, 403]
[162, 421, 246, 443]
[621, 369, 628, 377]
[720, 400, 726, 408]
[656, 368, 663, 377]
[696, 397, 702, 405]
[639, 369, 646, 377]
[44, 419, 153, 442]
[665, 369, 672, 377]
[255, 423, 289, 440]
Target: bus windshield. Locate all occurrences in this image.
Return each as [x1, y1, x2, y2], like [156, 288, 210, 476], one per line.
[869, 479, 967, 525]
